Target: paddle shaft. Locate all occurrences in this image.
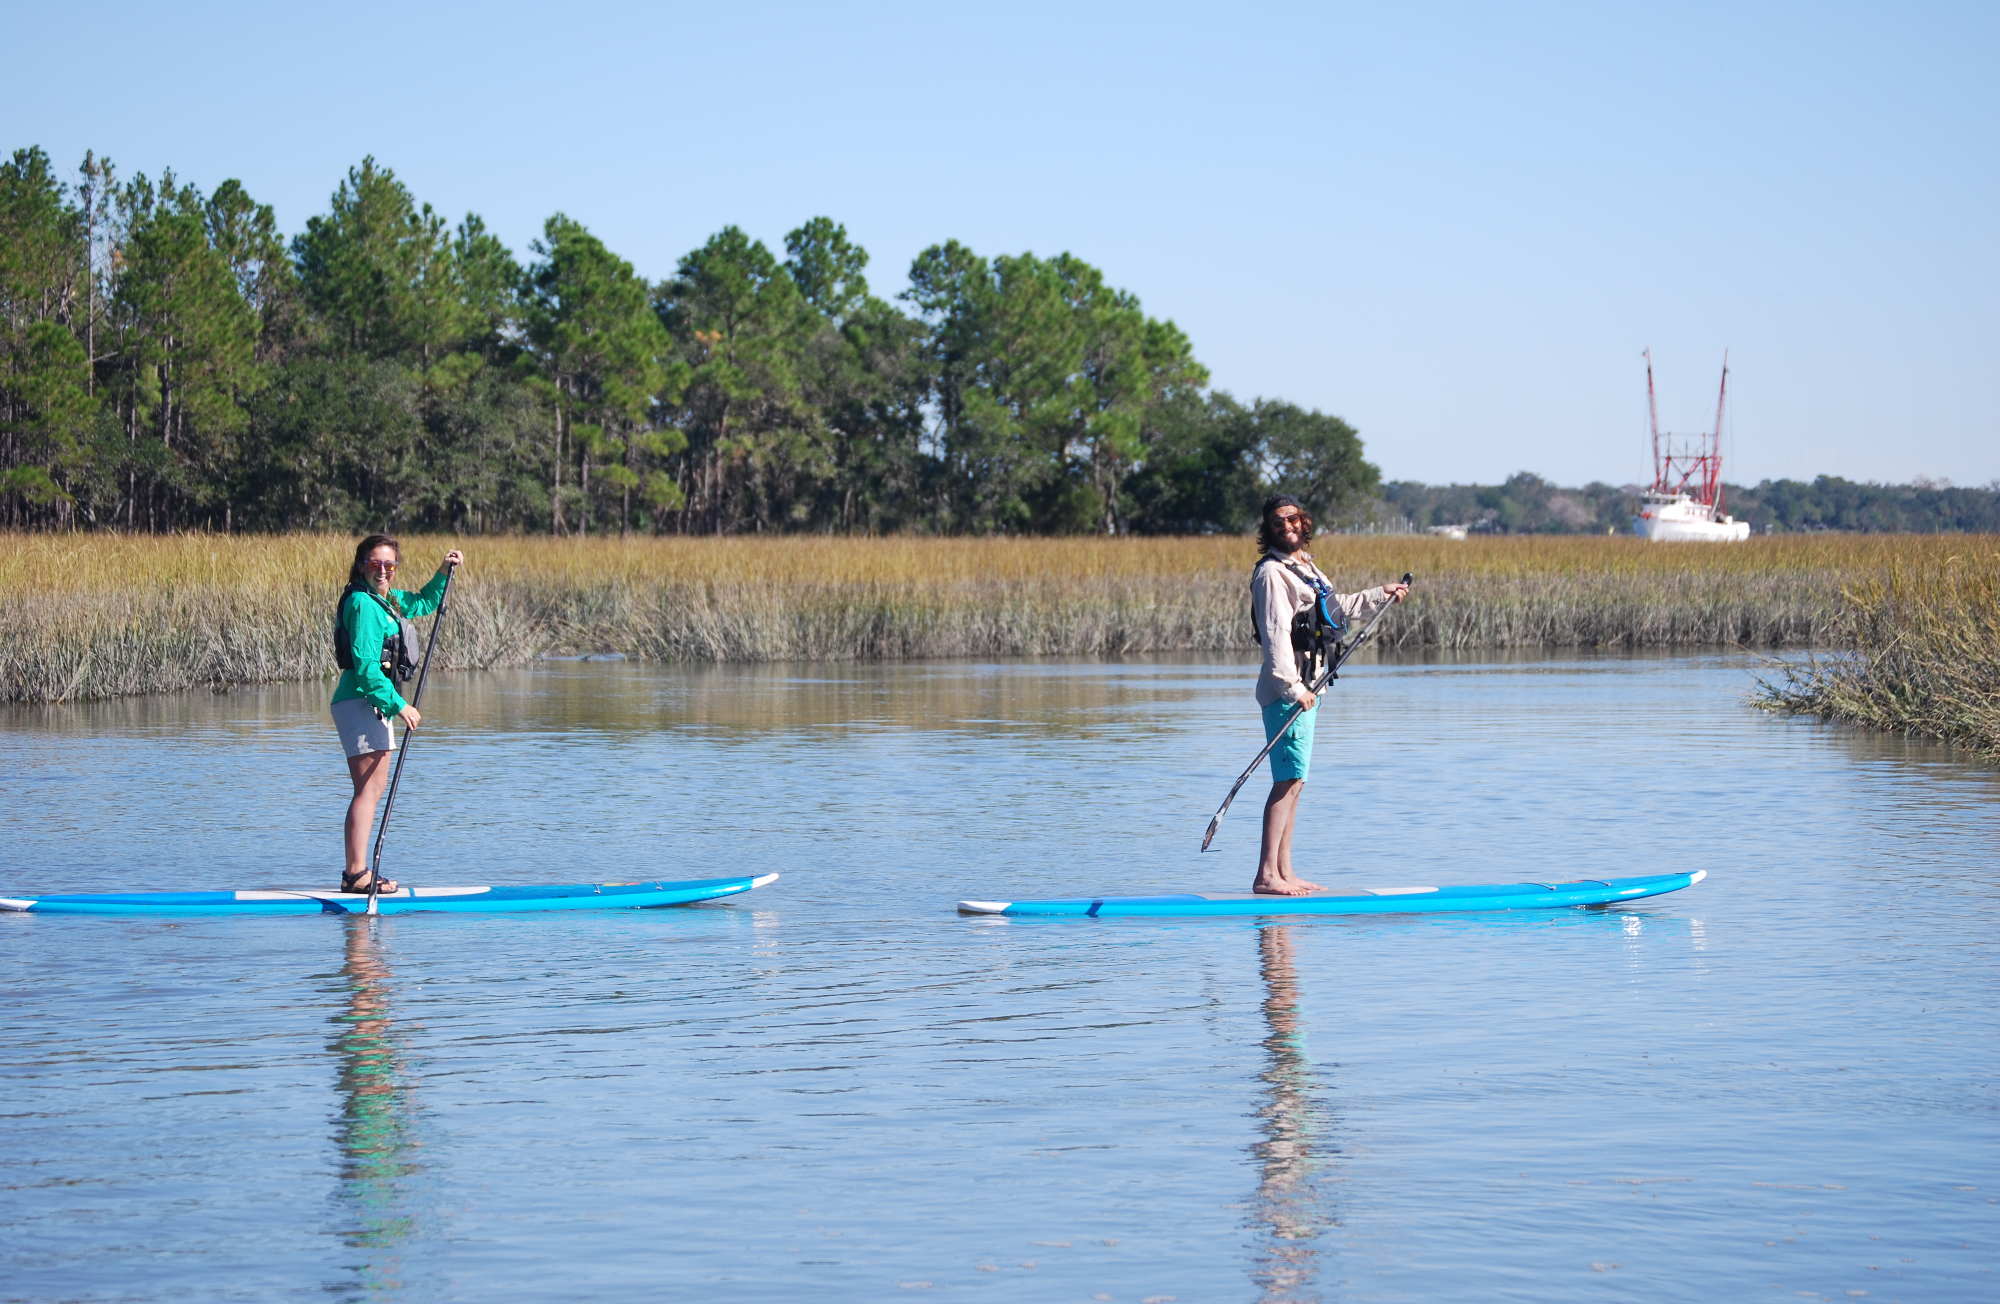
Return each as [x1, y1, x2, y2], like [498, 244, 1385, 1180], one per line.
[367, 563, 456, 913]
[1200, 572, 1413, 852]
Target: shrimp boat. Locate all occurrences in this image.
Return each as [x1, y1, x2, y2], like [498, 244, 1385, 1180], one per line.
[1632, 350, 1751, 541]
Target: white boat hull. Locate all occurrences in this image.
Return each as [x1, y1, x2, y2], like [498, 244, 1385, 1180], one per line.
[1632, 492, 1751, 542]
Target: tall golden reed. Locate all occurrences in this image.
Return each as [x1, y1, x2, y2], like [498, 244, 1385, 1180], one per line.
[0, 532, 1981, 706]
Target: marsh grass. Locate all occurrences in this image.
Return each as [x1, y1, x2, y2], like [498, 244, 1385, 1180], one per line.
[1754, 548, 2000, 757]
[0, 532, 1982, 704]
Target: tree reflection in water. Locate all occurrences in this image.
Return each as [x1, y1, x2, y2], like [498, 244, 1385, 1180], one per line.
[1252, 923, 1339, 1303]
[331, 920, 421, 1286]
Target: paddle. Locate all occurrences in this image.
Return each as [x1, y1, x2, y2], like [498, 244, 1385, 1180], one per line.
[366, 560, 458, 916]
[1200, 572, 1413, 852]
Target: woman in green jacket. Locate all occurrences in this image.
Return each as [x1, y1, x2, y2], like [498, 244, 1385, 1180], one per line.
[332, 533, 463, 894]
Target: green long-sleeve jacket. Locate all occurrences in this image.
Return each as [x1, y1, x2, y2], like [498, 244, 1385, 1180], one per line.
[331, 570, 450, 716]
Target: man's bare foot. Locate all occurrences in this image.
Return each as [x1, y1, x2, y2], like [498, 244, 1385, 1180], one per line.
[1289, 877, 1324, 893]
[1252, 878, 1314, 896]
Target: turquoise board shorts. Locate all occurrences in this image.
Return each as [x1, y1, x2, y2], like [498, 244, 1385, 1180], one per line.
[1261, 697, 1318, 783]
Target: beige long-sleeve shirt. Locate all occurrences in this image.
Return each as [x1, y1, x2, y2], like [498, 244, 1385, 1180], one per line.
[1252, 551, 1396, 708]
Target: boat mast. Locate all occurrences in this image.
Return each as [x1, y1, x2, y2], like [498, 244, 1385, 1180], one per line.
[1709, 351, 1730, 514]
[1644, 350, 1730, 509]
[1644, 348, 1664, 493]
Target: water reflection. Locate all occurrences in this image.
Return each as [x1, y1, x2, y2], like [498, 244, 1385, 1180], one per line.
[453, 659, 1222, 739]
[330, 921, 421, 1291]
[2, 655, 1243, 744]
[1250, 924, 1337, 1303]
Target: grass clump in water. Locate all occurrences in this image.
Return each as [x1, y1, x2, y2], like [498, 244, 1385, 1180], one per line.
[1755, 550, 2000, 758]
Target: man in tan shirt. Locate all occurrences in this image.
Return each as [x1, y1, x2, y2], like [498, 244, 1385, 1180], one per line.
[1251, 495, 1408, 894]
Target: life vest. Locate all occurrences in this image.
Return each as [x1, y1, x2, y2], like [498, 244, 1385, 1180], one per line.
[333, 584, 419, 684]
[1250, 556, 1345, 683]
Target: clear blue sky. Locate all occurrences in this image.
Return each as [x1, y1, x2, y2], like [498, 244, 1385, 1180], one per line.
[7, 0, 1993, 487]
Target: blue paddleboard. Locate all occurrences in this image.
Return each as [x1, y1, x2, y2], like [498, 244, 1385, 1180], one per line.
[957, 870, 1703, 918]
[1, 873, 778, 917]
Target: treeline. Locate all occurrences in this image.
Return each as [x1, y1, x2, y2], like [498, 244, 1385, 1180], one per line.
[1382, 472, 2000, 535]
[0, 145, 1379, 536]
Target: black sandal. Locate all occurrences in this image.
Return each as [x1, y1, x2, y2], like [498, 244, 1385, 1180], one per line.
[340, 870, 400, 895]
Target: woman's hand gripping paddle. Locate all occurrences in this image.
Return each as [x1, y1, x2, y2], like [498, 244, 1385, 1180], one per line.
[366, 560, 458, 916]
[1200, 573, 1413, 852]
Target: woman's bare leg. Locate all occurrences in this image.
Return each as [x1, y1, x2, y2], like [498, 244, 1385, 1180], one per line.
[344, 751, 392, 883]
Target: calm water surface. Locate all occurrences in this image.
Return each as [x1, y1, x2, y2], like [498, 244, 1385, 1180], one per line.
[2, 651, 1995, 1303]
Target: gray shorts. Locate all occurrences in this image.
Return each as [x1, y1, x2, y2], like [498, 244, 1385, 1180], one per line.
[332, 697, 397, 759]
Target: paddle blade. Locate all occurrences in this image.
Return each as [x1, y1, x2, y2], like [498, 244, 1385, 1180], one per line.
[1201, 812, 1223, 852]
